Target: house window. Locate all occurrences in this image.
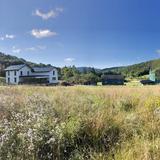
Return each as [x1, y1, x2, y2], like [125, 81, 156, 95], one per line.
[14, 78, 17, 83]
[20, 71, 23, 76]
[52, 77, 56, 80]
[53, 71, 55, 75]
[27, 71, 29, 76]
[8, 77, 10, 83]
[8, 71, 10, 76]
[14, 71, 16, 76]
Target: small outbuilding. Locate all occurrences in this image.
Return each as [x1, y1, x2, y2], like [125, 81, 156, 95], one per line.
[149, 69, 160, 84]
[102, 74, 124, 85]
[140, 68, 160, 85]
[140, 80, 155, 85]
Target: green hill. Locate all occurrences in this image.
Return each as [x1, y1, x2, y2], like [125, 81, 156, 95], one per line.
[1, 51, 160, 78]
[0, 52, 47, 76]
[102, 59, 160, 77]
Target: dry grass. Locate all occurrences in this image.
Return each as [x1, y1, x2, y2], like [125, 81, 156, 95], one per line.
[0, 85, 160, 160]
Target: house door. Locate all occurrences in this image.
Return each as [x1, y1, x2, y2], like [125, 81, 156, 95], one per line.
[8, 77, 10, 84]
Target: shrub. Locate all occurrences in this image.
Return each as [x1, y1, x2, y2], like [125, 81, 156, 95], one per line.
[0, 86, 160, 159]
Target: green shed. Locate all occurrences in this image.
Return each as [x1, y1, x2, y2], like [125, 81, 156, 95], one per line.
[149, 69, 160, 83]
[149, 70, 156, 82]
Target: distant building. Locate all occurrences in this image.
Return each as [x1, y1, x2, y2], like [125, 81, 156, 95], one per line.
[102, 74, 124, 85]
[140, 79, 155, 85]
[5, 64, 58, 85]
[149, 69, 156, 82]
[149, 69, 160, 83]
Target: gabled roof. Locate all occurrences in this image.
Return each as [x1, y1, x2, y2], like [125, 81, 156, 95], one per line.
[5, 64, 26, 71]
[5, 64, 56, 72]
[32, 66, 55, 72]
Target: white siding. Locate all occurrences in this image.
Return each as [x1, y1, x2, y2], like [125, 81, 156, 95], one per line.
[18, 66, 31, 77]
[6, 70, 19, 84]
[50, 68, 58, 83]
[6, 65, 32, 84]
[30, 68, 58, 84]
[5, 65, 58, 84]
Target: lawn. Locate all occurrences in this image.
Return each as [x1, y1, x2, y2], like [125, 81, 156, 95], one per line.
[0, 86, 160, 160]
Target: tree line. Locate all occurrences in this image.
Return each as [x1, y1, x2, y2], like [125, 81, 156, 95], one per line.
[59, 66, 102, 85]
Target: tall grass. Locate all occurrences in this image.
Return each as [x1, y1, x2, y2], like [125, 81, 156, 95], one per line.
[0, 86, 160, 159]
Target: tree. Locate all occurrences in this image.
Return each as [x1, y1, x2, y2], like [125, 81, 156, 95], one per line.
[60, 66, 100, 85]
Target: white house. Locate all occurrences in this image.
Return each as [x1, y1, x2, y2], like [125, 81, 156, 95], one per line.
[5, 64, 58, 85]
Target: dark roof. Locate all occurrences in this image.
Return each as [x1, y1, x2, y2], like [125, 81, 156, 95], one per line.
[5, 64, 56, 72]
[5, 64, 25, 71]
[32, 67, 54, 72]
[102, 75, 124, 80]
[140, 80, 155, 84]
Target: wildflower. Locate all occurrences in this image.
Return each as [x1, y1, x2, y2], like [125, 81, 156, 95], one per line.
[46, 137, 55, 144]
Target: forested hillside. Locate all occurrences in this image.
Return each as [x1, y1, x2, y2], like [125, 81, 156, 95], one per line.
[0, 52, 47, 76]
[1, 51, 160, 79]
[102, 59, 160, 77]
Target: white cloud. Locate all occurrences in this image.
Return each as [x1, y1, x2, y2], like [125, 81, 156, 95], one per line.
[0, 37, 4, 40]
[37, 45, 46, 50]
[0, 34, 15, 40]
[64, 58, 75, 63]
[25, 47, 36, 51]
[12, 46, 21, 53]
[55, 7, 64, 13]
[13, 49, 21, 53]
[31, 29, 57, 38]
[25, 45, 46, 52]
[34, 7, 63, 20]
[11, 45, 46, 54]
[5, 34, 15, 39]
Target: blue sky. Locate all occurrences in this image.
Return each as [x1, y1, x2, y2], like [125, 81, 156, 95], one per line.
[1, 0, 160, 68]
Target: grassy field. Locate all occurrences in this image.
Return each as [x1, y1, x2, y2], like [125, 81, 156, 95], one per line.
[0, 86, 160, 160]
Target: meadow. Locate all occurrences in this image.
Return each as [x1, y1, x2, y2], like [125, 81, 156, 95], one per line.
[0, 86, 160, 160]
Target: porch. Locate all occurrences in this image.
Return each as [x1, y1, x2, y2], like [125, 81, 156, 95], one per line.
[19, 75, 50, 84]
